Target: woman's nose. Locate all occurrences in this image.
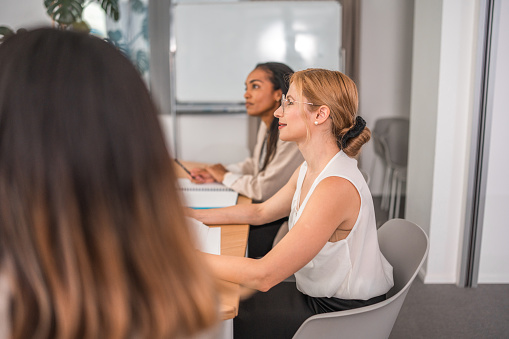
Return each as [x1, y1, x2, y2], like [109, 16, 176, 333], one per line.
[274, 105, 283, 118]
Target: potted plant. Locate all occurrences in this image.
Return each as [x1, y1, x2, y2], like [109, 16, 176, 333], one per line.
[0, 0, 148, 79]
[44, 0, 119, 31]
[1, 0, 119, 41]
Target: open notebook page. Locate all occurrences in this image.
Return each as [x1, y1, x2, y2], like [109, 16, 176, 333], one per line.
[185, 217, 221, 255]
[178, 178, 238, 209]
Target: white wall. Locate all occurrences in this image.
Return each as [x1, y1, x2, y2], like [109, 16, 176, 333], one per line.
[0, 0, 50, 29]
[407, 0, 479, 283]
[406, 0, 442, 250]
[159, 113, 251, 164]
[429, 0, 478, 283]
[358, 0, 414, 195]
[478, 0, 509, 283]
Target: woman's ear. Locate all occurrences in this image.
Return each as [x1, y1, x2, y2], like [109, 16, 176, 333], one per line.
[273, 89, 283, 102]
[315, 105, 331, 125]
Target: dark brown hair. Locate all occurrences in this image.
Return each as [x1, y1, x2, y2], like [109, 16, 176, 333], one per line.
[0, 28, 217, 338]
[254, 62, 293, 170]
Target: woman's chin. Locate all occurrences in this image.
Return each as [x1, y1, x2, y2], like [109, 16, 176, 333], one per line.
[278, 132, 292, 142]
[246, 109, 261, 117]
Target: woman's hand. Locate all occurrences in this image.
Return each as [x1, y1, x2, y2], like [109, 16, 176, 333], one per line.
[184, 207, 196, 218]
[205, 164, 228, 183]
[189, 167, 216, 183]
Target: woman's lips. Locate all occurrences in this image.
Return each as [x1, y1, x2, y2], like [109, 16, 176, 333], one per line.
[278, 123, 287, 130]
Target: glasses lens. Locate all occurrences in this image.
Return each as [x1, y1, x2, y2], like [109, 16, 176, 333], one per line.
[281, 94, 285, 113]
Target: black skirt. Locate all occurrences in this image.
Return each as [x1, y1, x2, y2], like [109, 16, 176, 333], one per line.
[234, 281, 386, 339]
[247, 217, 287, 258]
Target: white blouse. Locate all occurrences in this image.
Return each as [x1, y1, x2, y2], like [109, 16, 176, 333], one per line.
[289, 151, 394, 300]
[223, 121, 303, 202]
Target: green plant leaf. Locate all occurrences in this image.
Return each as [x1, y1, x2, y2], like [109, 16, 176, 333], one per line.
[105, 30, 129, 56]
[96, 0, 120, 21]
[0, 26, 15, 42]
[141, 15, 148, 41]
[130, 0, 145, 13]
[135, 49, 149, 73]
[0, 26, 14, 35]
[107, 29, 123, 43]
[44, 0, 85, 25]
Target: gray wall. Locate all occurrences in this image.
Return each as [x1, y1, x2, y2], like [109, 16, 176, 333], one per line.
[0, 0, 49, 29]
[358, 0, 414, 195]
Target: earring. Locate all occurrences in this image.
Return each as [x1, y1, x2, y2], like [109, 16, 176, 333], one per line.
[314, 121, 318, 126]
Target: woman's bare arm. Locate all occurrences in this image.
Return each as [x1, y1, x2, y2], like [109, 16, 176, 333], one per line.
[190, 167, 300, 226]
[204, 176, 361, 291]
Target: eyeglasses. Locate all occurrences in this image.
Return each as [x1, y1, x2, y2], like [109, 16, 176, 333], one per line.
[281, 94, 317, 113]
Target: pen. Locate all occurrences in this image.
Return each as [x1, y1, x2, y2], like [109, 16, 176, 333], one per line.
[174, 158, 195, 179]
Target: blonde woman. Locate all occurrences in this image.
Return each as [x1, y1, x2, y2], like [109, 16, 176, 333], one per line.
[0, 28, 218, 339]
[191, 69, 394, 338]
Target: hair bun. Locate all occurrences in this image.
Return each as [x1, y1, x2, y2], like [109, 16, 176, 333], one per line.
[341, 116, 366, 148]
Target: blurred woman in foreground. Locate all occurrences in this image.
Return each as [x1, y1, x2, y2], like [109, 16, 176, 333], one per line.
[0, 28, 218, 339]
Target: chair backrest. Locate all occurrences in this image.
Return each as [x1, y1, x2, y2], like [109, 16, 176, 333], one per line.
[380, 118, 409, 169]
[292, 219, 429, 339]
[372, 118, 393, 160]
[377, 219, 428, 298]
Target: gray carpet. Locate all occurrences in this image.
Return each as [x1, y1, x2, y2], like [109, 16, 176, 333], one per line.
[390, 278, 509, 338]
[373, 196, 509, 338]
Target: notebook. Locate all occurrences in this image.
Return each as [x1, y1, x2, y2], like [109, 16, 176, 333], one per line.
[178, 178, 239, 209]
[186, 217, 221, 255]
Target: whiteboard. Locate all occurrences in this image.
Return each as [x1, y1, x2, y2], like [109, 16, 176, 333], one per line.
[173, 1, 342, 103]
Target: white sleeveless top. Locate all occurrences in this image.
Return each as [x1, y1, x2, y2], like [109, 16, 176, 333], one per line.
[289, 151, 394, 300]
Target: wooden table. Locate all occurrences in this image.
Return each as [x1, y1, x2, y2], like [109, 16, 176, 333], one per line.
[175, 161, 250, 320]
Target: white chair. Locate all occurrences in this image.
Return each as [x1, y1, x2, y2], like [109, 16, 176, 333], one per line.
[370, 118, 393, 210]
[379, 119, 409, 219]
[292, 219, 429, 339]
[389, 167, 407, 220]
[371, 117, 409, 218]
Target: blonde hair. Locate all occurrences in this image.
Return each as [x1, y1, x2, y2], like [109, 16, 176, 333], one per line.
[290, 69, 371, 157]
[0, 28, 218, 339]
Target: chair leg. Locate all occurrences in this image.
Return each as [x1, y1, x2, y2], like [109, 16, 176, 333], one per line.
[388, 172, 397, 219]
[381, 167, 389, 210]
[395, 177, 401, 218]
[381, 167, 393, 211]
[369, 156, 378, 190]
